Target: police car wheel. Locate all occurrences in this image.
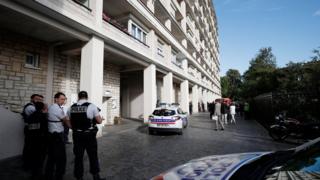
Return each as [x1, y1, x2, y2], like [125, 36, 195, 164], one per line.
[177, 130, 183, 135]
[148, 129, 155, 135]
[184, 121, 188, 128]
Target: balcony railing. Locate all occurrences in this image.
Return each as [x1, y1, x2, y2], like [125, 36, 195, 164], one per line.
[102, 12, 149, 47]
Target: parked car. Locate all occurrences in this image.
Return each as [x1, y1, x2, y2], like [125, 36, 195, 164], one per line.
[151, 137, 320, 180]
[148, 104, 188, 135]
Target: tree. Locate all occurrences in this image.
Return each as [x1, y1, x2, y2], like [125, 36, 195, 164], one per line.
[242, 47, 277, 98]
[221, 76, 230, 98]
[311, 47, 320, 61]
[220, 69, 242, 100]
[226, 69, 242, 99]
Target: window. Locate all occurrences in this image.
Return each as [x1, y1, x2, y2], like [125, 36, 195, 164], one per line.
[131, 24, 137, 37]
[72, 0, 90, 10]
[153, 109, 176, 116]
[170, 2, 176, 18]
[25, 52, 40, 68]
[187, 29, 194, 38]
[157, 40, 164, 57]
[171, 49, 177, 63]
[130, 22, 147, 44]
[177, 108, 184, 114]
[171, 49, 182, 68]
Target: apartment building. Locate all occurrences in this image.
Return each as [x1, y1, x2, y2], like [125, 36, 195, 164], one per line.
[0, 0, 220, 159]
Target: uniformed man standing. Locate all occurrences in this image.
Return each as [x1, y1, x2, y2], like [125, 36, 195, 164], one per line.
[22, 94, 44, 169]
[68, 91, 105, 180]
[45, 92, 70, 180]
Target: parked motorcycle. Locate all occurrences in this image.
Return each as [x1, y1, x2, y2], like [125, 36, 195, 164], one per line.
[269, 113, 320, 141]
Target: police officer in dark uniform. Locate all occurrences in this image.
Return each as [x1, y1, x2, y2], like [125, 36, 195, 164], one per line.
[22, 94, 44, 169]
[68, 91, 105, 180]
[25, 101, 48, 179]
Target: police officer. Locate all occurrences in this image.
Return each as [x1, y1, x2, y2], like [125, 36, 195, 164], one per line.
[22, 94, 44, 169]
[68, 91, 105, 180]
[25, 101, 48, 179]
[45, 92, 70, 180]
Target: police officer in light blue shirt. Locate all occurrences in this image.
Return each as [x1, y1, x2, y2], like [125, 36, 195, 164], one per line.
[45, 92, 70, 180]
[68, 91, 105, 180]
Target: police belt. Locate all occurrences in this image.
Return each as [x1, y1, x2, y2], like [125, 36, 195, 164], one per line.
[73, 126, 97, 133]
[27, 123, 41, 130]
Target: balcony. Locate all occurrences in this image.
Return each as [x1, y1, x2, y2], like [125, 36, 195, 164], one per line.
[102, 13, 149, 47]
[154, 0, 186, 42]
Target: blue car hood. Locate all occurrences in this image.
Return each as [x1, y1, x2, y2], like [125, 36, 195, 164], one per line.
[152, 152, 270, 180]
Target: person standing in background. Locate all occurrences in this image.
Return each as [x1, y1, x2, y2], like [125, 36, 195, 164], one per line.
[230, 103, 236, 124]
[214, 100, 224, 131]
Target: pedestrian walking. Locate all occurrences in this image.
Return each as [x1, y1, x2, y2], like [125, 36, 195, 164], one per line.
[244, 102, 250, 120]
[230, 103, 236, 124]
[25, 101, 48, 180]
[208, 101, 215, 119]
[214, 100, 224, 130]
[201, 102, 205, 112]
[45, 92, 70, 180]
[21, 94, 44, 170]
[221, 102, 228, 125]
[189, 102, 193, 115]
[68, 91, 106, 180]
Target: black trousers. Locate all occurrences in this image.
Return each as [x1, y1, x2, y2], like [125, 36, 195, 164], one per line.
[45, 132, 66, 180]
[23, 127, 31, 169]
[73, 131, 100, 178]
[27, 131, 47, 176]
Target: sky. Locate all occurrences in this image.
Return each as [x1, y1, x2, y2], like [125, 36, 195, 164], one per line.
[212, 0, 320, 76]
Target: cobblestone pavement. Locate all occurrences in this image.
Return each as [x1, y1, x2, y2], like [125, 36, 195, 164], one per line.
[0, 113, 295, 180]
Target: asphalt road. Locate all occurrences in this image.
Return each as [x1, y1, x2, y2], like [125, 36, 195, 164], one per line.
[0, 112, 295, 180]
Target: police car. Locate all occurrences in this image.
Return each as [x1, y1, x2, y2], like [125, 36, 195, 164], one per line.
[148, 103, 188, 135]
[151, 137, 320, 180]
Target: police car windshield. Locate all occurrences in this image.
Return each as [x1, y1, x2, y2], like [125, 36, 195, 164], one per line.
[153, 109, 176, 116]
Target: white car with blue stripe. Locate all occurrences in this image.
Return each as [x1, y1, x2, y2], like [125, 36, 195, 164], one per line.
[148, 104, 188, 135]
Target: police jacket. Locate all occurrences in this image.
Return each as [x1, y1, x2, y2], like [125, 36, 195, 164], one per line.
[25, 110, 48, 135]
[69, 102, 97, 131]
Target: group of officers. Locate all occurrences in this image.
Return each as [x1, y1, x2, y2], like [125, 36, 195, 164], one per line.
[22, 91, 106, 180]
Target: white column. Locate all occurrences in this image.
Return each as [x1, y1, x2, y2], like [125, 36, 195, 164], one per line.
[80, 36, 104, 108]
[182, 58, 188, 73]
[180, 80, 189, 114]
[147, 29, 156, 59]
[163, 72, 173, 104]
[182, 39, 187, 49]
[198, 86, 203, 104]
[192, 85, 199, 113]
[180, 1, 187, 32]
[165, 18, 171, 31]
[147, 0, 155, 13]
[94, 0, 103, 27]
[144, 64, 157, 123]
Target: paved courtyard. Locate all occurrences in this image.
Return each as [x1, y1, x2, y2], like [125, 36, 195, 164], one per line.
[0, 113, 295, 180]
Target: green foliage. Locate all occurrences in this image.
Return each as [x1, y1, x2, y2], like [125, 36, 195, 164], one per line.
[242, 47, 277, 98]
[221, 69, 242, 100]
[311, 47, 320, 61]
[221, 46, 320, 118]
[221, 76, 229, 98]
